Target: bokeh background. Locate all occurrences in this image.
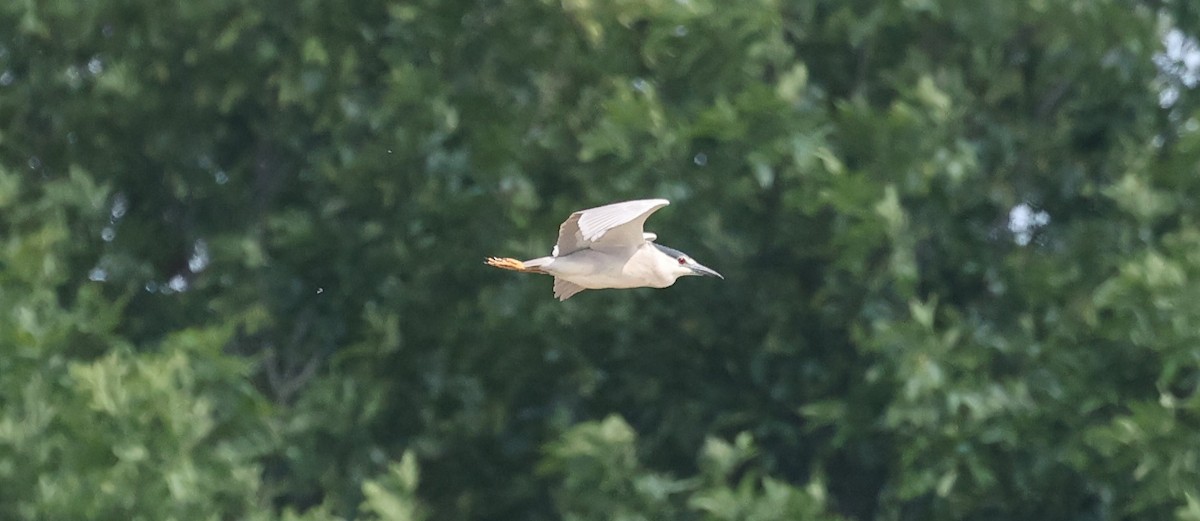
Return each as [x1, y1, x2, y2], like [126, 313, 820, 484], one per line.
[3, 0, 1200, 519]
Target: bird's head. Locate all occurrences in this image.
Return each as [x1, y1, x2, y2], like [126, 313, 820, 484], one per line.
[653, 244, 723, 281]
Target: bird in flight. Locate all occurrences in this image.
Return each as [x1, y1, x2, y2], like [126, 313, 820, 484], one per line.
[486, 199, 722, 300]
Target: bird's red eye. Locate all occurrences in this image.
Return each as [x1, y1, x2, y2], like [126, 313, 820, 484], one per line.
[678, 256, 687, 264]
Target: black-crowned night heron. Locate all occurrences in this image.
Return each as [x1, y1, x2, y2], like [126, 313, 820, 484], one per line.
[486, 198, 722, 300]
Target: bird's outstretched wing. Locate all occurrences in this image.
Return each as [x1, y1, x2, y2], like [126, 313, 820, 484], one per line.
[554, 199, 669, 256]
[553, 277, 587, 301]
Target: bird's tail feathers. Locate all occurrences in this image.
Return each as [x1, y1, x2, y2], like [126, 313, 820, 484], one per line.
[521, 256, 553, 270]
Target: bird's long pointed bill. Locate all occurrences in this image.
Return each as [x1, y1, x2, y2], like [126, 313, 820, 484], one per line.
[691, 264, 723, 279]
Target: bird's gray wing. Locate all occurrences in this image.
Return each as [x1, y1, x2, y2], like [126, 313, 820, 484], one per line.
[554, 277, 587, 301]
[554, 199, 670, 256]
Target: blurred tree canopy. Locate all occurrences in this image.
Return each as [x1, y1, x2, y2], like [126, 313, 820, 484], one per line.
[2, 0, 1200, 519]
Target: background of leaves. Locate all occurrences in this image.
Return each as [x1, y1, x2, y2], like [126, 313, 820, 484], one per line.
[2, 0, 1200, 519]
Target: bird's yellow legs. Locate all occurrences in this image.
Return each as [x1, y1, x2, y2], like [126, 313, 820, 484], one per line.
[485, 257, 543, 273]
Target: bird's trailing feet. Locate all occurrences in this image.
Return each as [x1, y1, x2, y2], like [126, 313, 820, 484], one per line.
[485, 257, 539, 273]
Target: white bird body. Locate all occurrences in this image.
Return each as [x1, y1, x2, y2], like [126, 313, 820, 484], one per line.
[539, 244, 678, 289]
[486, 198, 722, 300]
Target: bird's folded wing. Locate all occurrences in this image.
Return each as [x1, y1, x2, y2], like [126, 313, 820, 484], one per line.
[555, 199, 669, 256]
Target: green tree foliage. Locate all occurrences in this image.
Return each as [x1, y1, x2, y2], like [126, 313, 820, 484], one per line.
[541, 415, 845, 521]
[2, 0, 1199, 519]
